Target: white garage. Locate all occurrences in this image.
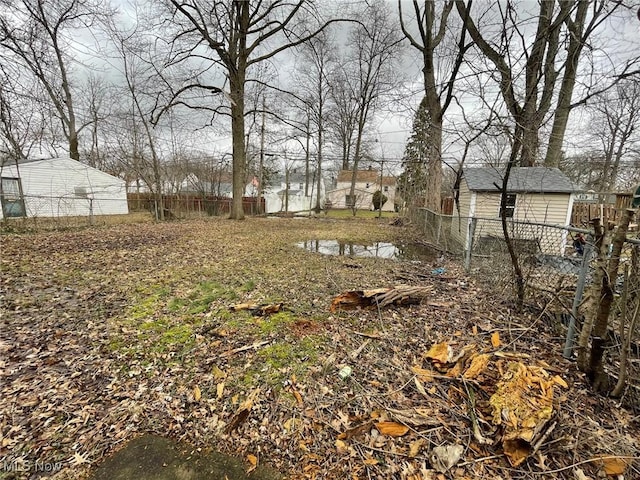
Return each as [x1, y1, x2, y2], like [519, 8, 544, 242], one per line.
[0, 157, 129, 219]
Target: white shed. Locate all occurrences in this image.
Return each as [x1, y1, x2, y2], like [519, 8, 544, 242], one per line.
[451, 167, 576, 255]
[0, 157, 129, 219]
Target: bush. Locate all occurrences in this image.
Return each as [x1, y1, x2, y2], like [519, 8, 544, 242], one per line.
[372, 190, 388, 210]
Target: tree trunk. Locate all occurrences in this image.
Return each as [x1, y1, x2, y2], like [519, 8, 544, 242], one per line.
[576, 218, 605, 370]
[500, 129, 525, 309]
[349, 111, 367, 216]
[587, 209, 635, 392]
[69, 131, 80, 161]
[229, 0, 249, 220]
[424, 119, 442, 211]
[545, 1, 594, 167]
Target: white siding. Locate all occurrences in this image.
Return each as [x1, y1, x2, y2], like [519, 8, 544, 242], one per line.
[450, 177, 573, 255]
[0, 157, 128, 219]
[450, 181, 473, 246]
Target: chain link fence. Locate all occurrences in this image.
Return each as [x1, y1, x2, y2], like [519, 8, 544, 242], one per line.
[410, 206, 640, 407]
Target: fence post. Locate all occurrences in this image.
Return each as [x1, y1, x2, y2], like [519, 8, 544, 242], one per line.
[88, 198, 95, 226]
[464, 217, 477, 272]
[563, 236, 594, 359]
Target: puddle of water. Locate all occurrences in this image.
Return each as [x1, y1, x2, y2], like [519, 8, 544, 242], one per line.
[296, 240, 438, 261]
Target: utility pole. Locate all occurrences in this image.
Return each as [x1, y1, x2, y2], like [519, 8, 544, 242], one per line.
[305, 110, 310, 198]
[258, 98, 266, 214]
[378, 155, 384, 219]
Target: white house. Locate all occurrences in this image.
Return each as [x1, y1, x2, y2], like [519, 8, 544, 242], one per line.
[262, 169, 326, 214]
[326, 168, 396, 211]
[0, 157, 129, 219]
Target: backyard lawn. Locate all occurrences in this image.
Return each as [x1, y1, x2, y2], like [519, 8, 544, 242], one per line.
[0, 216, 637, 479]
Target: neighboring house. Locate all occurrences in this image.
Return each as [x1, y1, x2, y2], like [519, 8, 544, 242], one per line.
[262, 169, 325, 214]
[326, 168, 396, 211]
[451, 167, 576, 254]
[0, 157, 129, 219]
[178, 172, 234, 197]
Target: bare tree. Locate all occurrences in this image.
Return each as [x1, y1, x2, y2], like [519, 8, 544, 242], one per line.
[0, 0, 107, 161]
[294, 30, 336, 212]
[158, 0, 348, 220]
[0, 64, 42, 161]
[109, 22, 165, 220]
[399, 0, 471, 212]
[327, 67, 359, 171]
[345, 0, 403, 215]
[82, 74, 111, 170]
[455, 0, 567, 167]
[588, 78, 640, 191]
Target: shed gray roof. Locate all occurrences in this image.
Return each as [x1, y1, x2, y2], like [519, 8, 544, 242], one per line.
[463, 167, 576, 193]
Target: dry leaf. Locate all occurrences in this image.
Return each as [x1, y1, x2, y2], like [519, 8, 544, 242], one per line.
[463, 354, 490, 379]
[553, 375, 568, 389]
[193, 386, 202, 402]
[363, 458, 379, 465]
[246, 454, 258, 473]
[212, 365, 226, 380]
[573, 468, 592, 480]
[409, 438, 426, 458]
[335, 439, 348, 454]
[224, 388, 259, 433]
[216, 382, 225, 399]
[375, 421, 409, 437]
[430, 444, 464, 473]
[414, 377, 428, 398]
[491, 332, 501, 348]
[425, 342, 452, 365]
[411, 365, 434, 382]
[597, 456, 629, 476]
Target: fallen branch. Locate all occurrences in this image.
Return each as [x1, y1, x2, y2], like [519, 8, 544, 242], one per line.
[330, 285, 434, 312]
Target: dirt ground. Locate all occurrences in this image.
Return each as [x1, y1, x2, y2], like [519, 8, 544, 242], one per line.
[0, 217, 638, 479]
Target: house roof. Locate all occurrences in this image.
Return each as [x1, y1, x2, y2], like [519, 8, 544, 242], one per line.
[463, 167, 576, 193]
[1, 157, 42, 167]
[337, 169, 395, 186]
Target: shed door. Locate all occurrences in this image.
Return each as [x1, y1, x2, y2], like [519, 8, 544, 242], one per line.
[1, 177, 26, 217]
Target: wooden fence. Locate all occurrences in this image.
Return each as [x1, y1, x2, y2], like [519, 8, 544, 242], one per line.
[127, 193, 265, 216]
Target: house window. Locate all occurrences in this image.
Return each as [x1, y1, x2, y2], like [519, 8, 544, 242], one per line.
[383, 186, 389, 193]
[299, 183, 303, 190]
[366, 183, 370, 189]
[499, 193, 517, 218]
[345, 195, 355, 207]
[0, 177, 26, 218]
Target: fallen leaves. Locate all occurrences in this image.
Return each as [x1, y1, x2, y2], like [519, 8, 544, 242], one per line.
[224, 388, 260, 433]
[1, 218, 637, 480]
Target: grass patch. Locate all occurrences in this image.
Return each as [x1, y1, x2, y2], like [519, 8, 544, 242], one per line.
[258, 336, 319, 380]
[257, 311, 296, 335]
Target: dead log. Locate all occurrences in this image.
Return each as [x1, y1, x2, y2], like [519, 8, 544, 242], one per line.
[330, 285, 434, 312]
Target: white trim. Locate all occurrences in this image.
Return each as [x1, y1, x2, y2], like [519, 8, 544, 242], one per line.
[466, 191, 477, 252]
[560, 193, 575, 255]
